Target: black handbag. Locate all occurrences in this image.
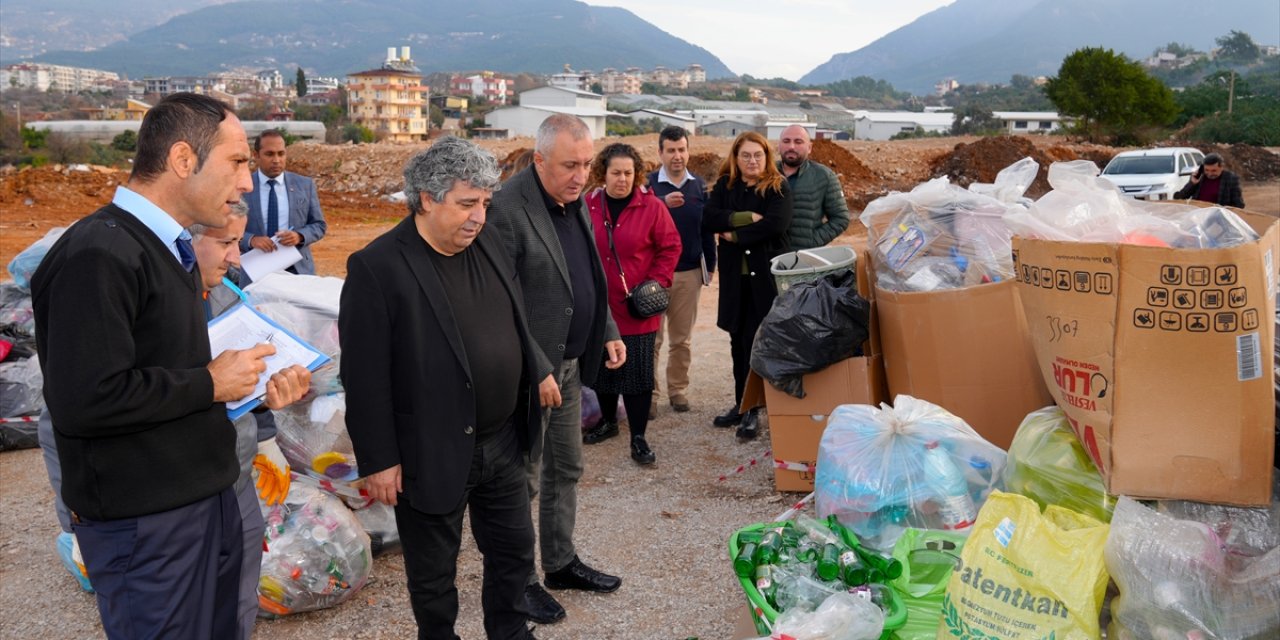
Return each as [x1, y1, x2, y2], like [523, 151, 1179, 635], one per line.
[604, 218, 669, 319]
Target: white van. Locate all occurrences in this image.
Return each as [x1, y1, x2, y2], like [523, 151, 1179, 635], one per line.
[1099, 147, 1205, 201]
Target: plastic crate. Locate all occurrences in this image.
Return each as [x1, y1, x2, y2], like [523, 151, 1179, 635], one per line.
[770, 246, 857, 293]
[728, 522, 907, 637]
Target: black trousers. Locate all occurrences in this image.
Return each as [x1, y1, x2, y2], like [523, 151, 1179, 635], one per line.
[394, 425, 535, 640]
[729, 285, 767, 405]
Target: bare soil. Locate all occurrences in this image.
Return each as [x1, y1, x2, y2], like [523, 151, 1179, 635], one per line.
[1, 136, 1277, 639]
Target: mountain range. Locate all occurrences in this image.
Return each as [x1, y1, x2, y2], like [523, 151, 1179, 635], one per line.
[801, 0, 1280, 93]
[6, 0, 734, 80]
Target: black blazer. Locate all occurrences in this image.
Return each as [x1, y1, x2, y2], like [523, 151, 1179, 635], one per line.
[338, 216, 542, 515]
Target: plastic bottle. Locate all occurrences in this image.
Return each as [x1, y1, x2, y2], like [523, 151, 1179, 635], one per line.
[921, 441, 977, 530]
[968, 455, 994, 505]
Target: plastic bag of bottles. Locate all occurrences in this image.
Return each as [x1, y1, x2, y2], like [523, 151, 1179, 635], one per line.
[257, 482, 373, 617]
[1003, 406, 1116, 523]
[750, 271, 871, 399]
[1104, 480, 1280, 640]
[860, 170, 1028, 292]
[6, 227, 66, 292]
[814, 395, 1007, 551]
[245, 272, 344, 395]
[273, 393, 359, 487]
[352, 500, 400, 557]
[750, 591, 885, 640]
[1004, 160, 1260, 248]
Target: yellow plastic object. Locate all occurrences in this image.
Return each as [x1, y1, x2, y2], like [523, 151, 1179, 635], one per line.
[937, 491, 1109, 640]
[1004, 406, 1116, 523]
[312, 451, 348, 475]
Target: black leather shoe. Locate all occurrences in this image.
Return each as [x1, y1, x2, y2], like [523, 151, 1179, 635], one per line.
[523, 583, 565, 625]
[582, 419, 619, 444]
[713, 406, 743, 428]
[736, 408, 759, 440]
[544, 556, 621, 593]
[630, 435, 656, 465]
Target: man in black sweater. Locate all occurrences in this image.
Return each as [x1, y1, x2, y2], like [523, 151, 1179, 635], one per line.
[32, 93, 310, 640]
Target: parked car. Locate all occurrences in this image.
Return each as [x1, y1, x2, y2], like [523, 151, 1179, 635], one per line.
[1099, 147, 1205, 201]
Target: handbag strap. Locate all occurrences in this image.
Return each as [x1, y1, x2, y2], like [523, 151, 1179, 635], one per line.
[602, 219, 633, 296]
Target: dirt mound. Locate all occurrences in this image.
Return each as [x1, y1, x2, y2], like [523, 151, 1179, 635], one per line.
[1214, 143, 1280, 180]
[498, 148, 534, 181]
[0, 165, 124, 211]
[930, 136, 1062, 198]
[686, 152, 723, 185]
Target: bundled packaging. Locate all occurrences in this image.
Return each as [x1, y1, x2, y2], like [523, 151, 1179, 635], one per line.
[1010, 160, 1278, 505]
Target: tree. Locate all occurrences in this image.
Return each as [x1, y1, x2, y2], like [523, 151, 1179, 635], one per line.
[342, 123, 375, 143]
[296, 68, 308, 97]
[1155, 42, 1198, 57]
[110, 129, 137, 151]
[1216, 30, 1259, 63]
[1045, 47, 1178, 142]
[950, 105, 1002, 135]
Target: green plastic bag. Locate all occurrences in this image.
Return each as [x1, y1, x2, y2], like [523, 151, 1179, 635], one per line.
[937, 491, 1110, 640]
[889, 528, 968, 640]
[1003, 406, 1116, 524]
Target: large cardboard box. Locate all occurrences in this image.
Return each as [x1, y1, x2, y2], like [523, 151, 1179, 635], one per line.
[1011, 209, 1278, 506]
[874, 275, 1053, 450]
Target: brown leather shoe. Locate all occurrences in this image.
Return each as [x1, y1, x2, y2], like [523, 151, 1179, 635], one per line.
[670, 394, 690, 412]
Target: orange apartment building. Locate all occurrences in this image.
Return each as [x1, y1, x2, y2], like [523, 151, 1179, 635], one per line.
[346, 48, 429, 142]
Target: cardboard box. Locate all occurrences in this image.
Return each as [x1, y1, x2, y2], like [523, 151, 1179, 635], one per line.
[874, 277, 1053, 450]
[1011, 209, 1278, 506]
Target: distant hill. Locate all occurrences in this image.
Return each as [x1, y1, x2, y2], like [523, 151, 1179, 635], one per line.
[24, 0, 734, 80]
[800, 0, 1280, 94]
[0, 0, 230, 61]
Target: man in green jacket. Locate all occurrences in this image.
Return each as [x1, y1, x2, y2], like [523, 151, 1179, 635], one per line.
[778, 124, 850, 250]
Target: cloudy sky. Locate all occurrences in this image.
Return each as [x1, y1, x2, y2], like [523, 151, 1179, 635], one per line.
[591, 0, 955, 80]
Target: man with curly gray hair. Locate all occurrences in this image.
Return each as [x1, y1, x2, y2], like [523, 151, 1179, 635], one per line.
[340, 136, 548, 639]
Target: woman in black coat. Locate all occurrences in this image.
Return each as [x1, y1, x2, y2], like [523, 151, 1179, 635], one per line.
[702, 131, 793, 439]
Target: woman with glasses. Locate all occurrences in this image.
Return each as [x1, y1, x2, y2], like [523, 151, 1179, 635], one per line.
[703, 131, 793, 440]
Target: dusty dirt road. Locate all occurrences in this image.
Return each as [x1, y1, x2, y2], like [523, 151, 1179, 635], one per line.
[1, 136, 1276, 639]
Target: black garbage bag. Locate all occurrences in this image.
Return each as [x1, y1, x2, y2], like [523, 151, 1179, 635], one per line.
[750, 270, 871, 399]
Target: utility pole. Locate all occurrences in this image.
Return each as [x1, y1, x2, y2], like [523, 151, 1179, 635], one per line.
[1228, 70, 1235, 114]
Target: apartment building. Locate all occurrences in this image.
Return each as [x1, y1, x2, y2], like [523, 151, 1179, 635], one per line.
[2, 63, 119, 92]
[346, 47, 429, 142]
[449, 71, 513, 105]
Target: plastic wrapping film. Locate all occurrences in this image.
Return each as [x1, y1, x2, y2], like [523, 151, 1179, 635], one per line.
[6, 227, 66, 292]
[1004, 160, 1260, 248]
[1105, 477, 1280, 640]
[814, 395, 1007, 551]
[1003, 406, 1116, 523]
[860, 161, 1034, 293]
[257, 482, 373, 617]
[749, 591, 885, 640]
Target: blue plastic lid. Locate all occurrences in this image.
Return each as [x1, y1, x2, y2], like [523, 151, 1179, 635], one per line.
[969, 456, 991, 470]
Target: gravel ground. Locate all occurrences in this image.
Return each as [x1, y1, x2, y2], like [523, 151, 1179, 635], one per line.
[0, 275, 793, 640]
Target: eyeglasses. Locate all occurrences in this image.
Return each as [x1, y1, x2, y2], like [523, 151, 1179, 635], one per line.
[737, 152, 765, 162]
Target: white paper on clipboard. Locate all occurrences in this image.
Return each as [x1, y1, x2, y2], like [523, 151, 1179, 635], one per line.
[207, 303, 329, 418]
[239, 238, 302, 281]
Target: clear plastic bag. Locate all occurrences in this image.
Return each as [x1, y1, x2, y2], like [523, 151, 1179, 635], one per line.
[245, 273, 344, 395]
[273, 393, 359, 486]
[750, 271, 871, 398]
[967, 156, 1039, 205]
[1105, 480, 1280, 640]
[1005, 160, 1260, 248]
[6, 227, 66, 292]
[1003, 406, 1116, 523]
[752, 591, 885, 640]
[860, 175, 1023, 292]
[257, 482, 373, 617]
[351, 500, 400, 557]
[814, 395, 1007, 551]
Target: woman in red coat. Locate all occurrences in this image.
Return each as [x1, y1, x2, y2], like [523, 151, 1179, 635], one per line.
[582, 143, 682, 465]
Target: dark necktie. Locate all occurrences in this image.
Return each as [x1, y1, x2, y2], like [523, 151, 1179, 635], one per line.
[266, 178, 279, 236]
[176, 234, 195, 272]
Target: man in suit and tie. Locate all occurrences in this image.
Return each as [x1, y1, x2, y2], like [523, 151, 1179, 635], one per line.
[488, 114, 626, 625]
[242, 129, 327, 275]
[339, 137, 548, 639]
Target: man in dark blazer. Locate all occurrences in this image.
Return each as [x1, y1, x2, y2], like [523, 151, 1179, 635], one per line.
[32, 92, 311, 640]
[488, 114, 626, 625]
[1174, 152, 1246, 208]
[339, 137, 546, 639]
[241, 129, 327, 275]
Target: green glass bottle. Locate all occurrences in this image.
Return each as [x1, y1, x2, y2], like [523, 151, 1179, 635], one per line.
[826, 515, 904, 581]
[754, 564, 776, 605]
[816, 543, 841, 581]
[754, 530, 784, 565]
[839, 548, 870, 586]
[734, 541, 758, 578]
